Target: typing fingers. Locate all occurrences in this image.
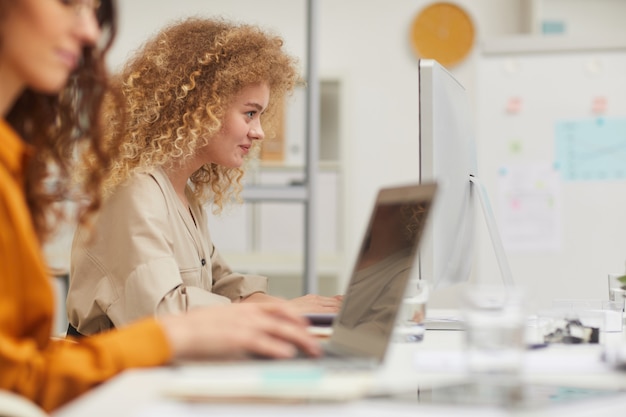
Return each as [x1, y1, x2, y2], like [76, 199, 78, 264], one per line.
[242, 308, 322, 358]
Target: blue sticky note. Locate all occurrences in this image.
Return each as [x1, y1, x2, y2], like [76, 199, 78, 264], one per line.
[554, 118, 626, 181]
[542, 20, 566, 35]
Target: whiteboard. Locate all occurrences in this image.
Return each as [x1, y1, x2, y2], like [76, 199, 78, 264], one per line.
[474, 40, 626, 312]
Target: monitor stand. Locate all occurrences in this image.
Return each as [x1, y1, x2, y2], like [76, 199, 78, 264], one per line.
[469, 174, 514, 289]
[424, 175, 514, 331]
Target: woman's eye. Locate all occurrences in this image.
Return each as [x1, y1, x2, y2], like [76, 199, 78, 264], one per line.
[246, 111, 256, 118]
[58, 0, 101, 12]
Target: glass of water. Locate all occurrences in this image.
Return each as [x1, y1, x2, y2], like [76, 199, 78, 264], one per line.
[608, 273, 625, 305]
[462, 284, 526, 385]
[395, 279, 430, 343]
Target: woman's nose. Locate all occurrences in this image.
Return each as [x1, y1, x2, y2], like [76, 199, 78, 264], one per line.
[250, 123, 265, 141]
[74, 7, 102, 47]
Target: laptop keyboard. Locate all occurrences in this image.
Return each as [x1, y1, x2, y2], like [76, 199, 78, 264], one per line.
[248, 350, 375, 372]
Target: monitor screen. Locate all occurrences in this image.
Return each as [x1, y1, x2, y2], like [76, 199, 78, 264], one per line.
[418, 59, 477, 290]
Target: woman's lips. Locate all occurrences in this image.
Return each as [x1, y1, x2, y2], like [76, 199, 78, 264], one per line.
[58, 50, 79, 70]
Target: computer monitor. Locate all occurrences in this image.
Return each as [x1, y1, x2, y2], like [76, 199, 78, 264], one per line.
[418, 59, 476, 290]
[418, 59, 513, 291]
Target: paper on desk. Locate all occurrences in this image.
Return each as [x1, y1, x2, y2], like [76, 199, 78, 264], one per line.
[162, 364, 373, 403]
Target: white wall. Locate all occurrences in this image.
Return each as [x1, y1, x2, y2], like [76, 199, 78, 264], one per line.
[109, 1, 308, 71]
[98, 0, 626, 308]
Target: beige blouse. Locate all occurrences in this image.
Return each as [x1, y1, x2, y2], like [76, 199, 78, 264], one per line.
[67, 167, 267, 335]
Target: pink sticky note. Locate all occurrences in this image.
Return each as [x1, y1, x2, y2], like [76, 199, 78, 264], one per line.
[506, 97, 522, 114]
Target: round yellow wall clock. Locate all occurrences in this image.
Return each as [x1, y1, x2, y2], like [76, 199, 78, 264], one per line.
[410, 2, 475, 67]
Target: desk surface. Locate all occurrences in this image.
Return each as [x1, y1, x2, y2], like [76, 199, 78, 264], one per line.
[52, 330, 626, 417]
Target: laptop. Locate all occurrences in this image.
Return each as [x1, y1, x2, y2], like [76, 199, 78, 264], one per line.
[164, 182, 438, 402]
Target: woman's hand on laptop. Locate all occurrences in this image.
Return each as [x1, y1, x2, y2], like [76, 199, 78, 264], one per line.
[286, 294, 343, 314]
[241, 292, 343, 314]
[159, 303, 322, 360]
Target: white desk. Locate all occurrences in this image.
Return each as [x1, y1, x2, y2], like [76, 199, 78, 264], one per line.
[52, 330, 626, 417]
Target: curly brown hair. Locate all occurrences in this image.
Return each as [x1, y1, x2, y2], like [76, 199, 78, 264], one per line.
[102, 17, 300, 210]
[2, 0, 119, 243]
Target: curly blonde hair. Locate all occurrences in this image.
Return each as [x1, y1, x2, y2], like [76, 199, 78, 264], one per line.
[102, 17, 300, 209]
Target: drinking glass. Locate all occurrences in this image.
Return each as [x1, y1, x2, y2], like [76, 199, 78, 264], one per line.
[395, 280, 430, 343]
[608, 273, 625, 305]
[462, 285, 526, 384]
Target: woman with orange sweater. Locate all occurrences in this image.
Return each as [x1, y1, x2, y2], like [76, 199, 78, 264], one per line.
[0, 0, 320, 412]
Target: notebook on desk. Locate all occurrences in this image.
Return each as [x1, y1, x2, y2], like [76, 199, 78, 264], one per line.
[164, 182, 437, 402]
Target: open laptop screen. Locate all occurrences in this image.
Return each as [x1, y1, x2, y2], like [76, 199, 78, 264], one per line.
[331, 183, 436, 360]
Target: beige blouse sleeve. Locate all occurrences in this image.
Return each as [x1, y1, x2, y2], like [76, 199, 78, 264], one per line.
[69, 172, 267, 333]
